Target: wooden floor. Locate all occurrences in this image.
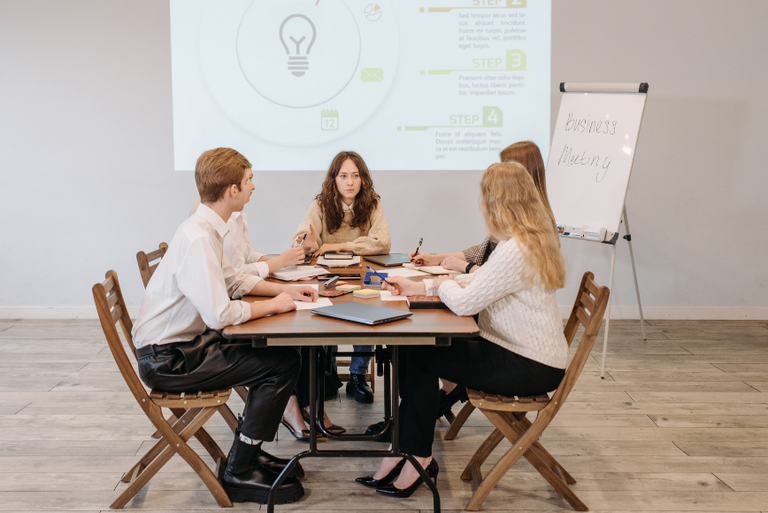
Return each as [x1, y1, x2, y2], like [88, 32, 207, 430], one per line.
[1, 319, 767, 513]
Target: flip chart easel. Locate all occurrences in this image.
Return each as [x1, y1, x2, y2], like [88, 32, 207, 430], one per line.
[546, 82, 649, 378]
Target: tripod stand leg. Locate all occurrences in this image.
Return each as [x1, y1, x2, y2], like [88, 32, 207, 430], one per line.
[601, 242, 617, 379]
[622, 205, 647, 340]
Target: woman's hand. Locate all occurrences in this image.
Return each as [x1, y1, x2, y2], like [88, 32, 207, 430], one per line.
[433, 275, 454, 289]
[285, 285, 318, 302]
[440, 255, 468, 272]
[314, 243, 347, 256]
[382, 276, 426, 296]
[295, 224, 318, 250]
[410, 252, 441, 266]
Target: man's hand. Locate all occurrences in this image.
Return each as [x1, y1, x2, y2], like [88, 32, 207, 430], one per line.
[382, 276, 426, 296]
[440, 255, 468, 272]
[286, 285, 318, 302]
[270, 292, 297, 314]
[279, 247, 305, 268]
[314, 243, 347, 256]
[410, 252, 442, 266]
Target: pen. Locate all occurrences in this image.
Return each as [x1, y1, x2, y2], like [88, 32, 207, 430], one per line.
[366, 266, 394, 287]
[413, 237, 423, 259]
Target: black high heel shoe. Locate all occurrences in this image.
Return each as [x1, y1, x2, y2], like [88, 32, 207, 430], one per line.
[280, 418, 310, 442]
[376, 459, 439, 498]
[436, 386, 469, 419]
[301, 409, 346, 435]
[355, 458, 406, 488]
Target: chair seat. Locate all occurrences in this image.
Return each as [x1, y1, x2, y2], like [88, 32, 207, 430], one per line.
[149, 389, 232, 408]
[467, 389, 550, 412]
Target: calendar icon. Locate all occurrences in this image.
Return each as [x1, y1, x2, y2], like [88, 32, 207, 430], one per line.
[321, 110, 339, 131]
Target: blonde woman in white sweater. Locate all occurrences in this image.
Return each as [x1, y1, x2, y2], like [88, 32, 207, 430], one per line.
[356, 161, 568, 498]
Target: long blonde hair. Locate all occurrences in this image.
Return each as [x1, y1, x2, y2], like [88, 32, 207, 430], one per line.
[480, 162, 566, 289]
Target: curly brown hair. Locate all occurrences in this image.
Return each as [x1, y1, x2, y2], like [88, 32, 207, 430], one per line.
[316, 151, 380, 234]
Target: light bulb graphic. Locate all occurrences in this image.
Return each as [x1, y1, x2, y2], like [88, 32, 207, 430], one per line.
[279, 14, 317, 77]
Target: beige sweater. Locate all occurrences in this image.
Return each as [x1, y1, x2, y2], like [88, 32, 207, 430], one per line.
[292, 199, 391, 255]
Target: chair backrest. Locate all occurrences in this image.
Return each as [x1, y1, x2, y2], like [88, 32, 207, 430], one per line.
[549, 271, 610, 414]
[93, 270, 150, 409]
[136, 243, 168, 288]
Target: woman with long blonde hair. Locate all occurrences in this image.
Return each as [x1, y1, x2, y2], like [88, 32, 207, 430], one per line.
[355, 162, 567, 497]
[407, 140, 556, 419]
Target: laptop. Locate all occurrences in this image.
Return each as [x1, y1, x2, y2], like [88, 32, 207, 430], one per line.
[311, 302, 413, 326]
[364, 253, 411, 267]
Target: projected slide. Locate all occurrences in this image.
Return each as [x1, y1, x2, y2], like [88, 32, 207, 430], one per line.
[171, 0, 551, 171]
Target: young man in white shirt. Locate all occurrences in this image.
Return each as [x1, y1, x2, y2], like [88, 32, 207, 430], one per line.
[132, 148, 317, 505]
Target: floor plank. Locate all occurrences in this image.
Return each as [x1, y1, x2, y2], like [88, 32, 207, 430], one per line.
[0, 319, 766, 512]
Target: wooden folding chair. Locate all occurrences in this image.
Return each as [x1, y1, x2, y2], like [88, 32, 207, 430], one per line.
[459, 271, 610, 511]
[136, 242, 168, 288]
[93, 270, 233, 508]
[137, 243, 246, 432]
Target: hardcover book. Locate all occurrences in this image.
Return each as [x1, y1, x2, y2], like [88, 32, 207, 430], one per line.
[406, 295, 448, 309]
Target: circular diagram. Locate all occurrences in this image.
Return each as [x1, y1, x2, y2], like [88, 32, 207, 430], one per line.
[198, 0, 398, 146]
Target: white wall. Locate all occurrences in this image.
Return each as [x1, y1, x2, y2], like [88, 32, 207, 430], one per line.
[0, 0, 765, 319]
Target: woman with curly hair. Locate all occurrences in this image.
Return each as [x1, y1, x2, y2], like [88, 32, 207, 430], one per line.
[289, 151, 391, 415]
[293, 150, 391, 257]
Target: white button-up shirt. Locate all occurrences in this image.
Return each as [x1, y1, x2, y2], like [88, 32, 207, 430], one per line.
[132, 204, 261, 348]
[223, 212, 270, 278]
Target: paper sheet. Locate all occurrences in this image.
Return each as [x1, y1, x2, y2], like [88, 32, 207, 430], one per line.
[293, 297, 333, 310]
[380, 290, 407, 301]
[271, 266, 329, 281]
[383, 267, 429, 278]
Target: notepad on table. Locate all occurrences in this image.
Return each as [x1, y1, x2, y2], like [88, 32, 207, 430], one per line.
[402, 264, 461, 275]
[317, 255, 361, 267]
[353, 288, 380, 299]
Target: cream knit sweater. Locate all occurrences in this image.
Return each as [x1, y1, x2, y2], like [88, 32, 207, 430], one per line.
[425, 237, 567, 369]
[291, 199, 391, 255]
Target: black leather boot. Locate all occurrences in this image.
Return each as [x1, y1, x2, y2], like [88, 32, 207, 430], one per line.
[346, 373, 374, 403]
[222, 439, 304, 504]
[227, 415, 304, 479]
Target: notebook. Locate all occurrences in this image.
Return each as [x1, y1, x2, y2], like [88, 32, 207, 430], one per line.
[406, 295, 448, 309]
[310, 302, 413, 326]
[364, 254, 412, 267]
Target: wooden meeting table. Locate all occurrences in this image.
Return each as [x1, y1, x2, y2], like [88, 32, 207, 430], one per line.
[223, 260, 479, 513]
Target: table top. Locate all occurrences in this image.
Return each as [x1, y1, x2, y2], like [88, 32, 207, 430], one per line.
[222, 257, 479, 344]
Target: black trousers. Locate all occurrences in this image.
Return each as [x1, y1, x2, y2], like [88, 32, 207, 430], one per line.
[398, 336, 565, 457]
[137, 329, 300, 441]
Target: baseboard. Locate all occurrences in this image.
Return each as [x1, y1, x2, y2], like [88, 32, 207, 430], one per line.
[2, 305, 766, 321]
[558, 305, 768, 320]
